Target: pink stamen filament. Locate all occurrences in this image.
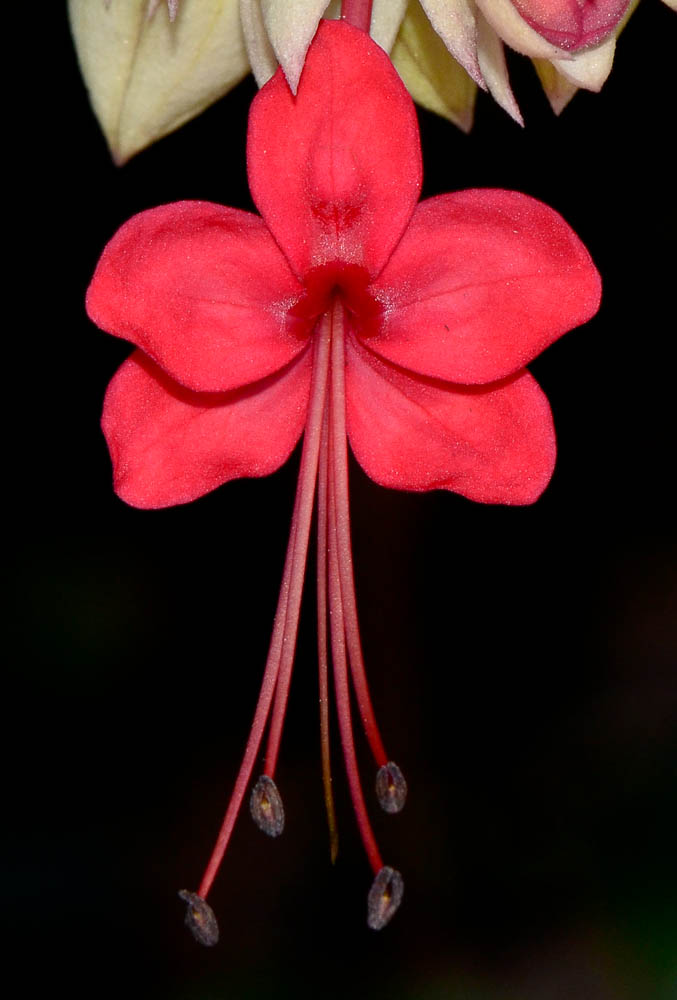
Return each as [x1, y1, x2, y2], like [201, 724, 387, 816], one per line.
[317, 406, 339, 862]
[330, 325, 388, 769]
[198, 291, 392, 897]
[327, 301, 383, 875]
[198, 316, 331, 900]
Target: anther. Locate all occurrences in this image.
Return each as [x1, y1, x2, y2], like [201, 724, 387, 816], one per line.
[375, 761, 407, 814]
[367, 865, 404, 930]
[178, 889, 219, 947]
[250, 775, 285, 837]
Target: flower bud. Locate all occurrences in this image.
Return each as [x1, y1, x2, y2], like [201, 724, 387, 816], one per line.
[510, 0, 631, 52]
[69, 0, 248, 164]
[250, 775, 285, 837]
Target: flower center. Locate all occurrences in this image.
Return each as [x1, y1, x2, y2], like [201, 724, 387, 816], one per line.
[292, 262, 381, 337]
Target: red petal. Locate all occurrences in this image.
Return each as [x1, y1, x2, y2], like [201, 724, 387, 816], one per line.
[247, 20, 421, 280]
[87, 202, 307, 393]
[369, 190, 601, 384]
[102, 349, 312, 509]
[346, 339, 556, 505]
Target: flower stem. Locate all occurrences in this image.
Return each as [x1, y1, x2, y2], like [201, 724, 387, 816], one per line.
[198, 323, 331, 900]
[340, 0, 373, 33]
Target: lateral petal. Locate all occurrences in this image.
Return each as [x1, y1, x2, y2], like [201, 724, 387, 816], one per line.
[346, 340, 556, 505]
[87, 202, 307, 393]
[102, 349, 312, 509]
[369, 190, 601, 385]
[247, 19, 422, 279]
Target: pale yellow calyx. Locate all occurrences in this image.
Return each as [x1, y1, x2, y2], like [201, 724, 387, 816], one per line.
[532, 58, 578, 114]
[418, 0, 484, 87]
[391, 0, 477, 132]
[69, 0, 247, 164]
[241, 0, 409, 91]
[476, 7, 523, 125]
[550, 33, 616, 91]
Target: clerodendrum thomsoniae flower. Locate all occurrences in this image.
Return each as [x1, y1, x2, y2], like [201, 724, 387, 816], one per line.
[86, 19, 601, 940]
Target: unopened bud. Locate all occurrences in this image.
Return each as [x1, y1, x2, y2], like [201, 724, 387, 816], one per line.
[509, 0, 630, 52]
[250, 775, 285, 837]
[69, 0, 247, 164]
[376, 761, 407, 814]
[367, 865, 404, 930]
[178, 890, 219, 947]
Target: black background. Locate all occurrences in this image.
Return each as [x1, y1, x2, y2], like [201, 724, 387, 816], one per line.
[11, 3, 676, 998]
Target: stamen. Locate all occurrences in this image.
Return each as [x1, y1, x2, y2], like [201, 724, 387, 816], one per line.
[196, 323, 331, 901]
[317, 406, 339, 863]
[375, 761, 407, 814]
[250, 775, 285, 837]
[367, 866, 404, 930]
[329, 311, 390, 771]
[328, 301, 383, 876]
[263, 319, 336, 781]
[178, 890, 219, 946]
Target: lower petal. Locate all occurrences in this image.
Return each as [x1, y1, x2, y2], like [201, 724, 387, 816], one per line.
[345, 341, 556, 506]
[103, 349, 312, 509]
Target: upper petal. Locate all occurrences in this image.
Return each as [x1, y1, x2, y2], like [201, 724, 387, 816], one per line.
[102, 349, 312, 509]
[369, 189, 601, 385]
[87, 201, 308, 393]
[247, 19, 422, 279]
[346, 339, 556, 505]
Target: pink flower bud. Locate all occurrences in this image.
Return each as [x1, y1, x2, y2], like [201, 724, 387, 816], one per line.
[511, 0, 631, 51]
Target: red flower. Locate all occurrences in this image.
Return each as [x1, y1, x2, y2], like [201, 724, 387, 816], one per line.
[87, 20, 600, 938]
